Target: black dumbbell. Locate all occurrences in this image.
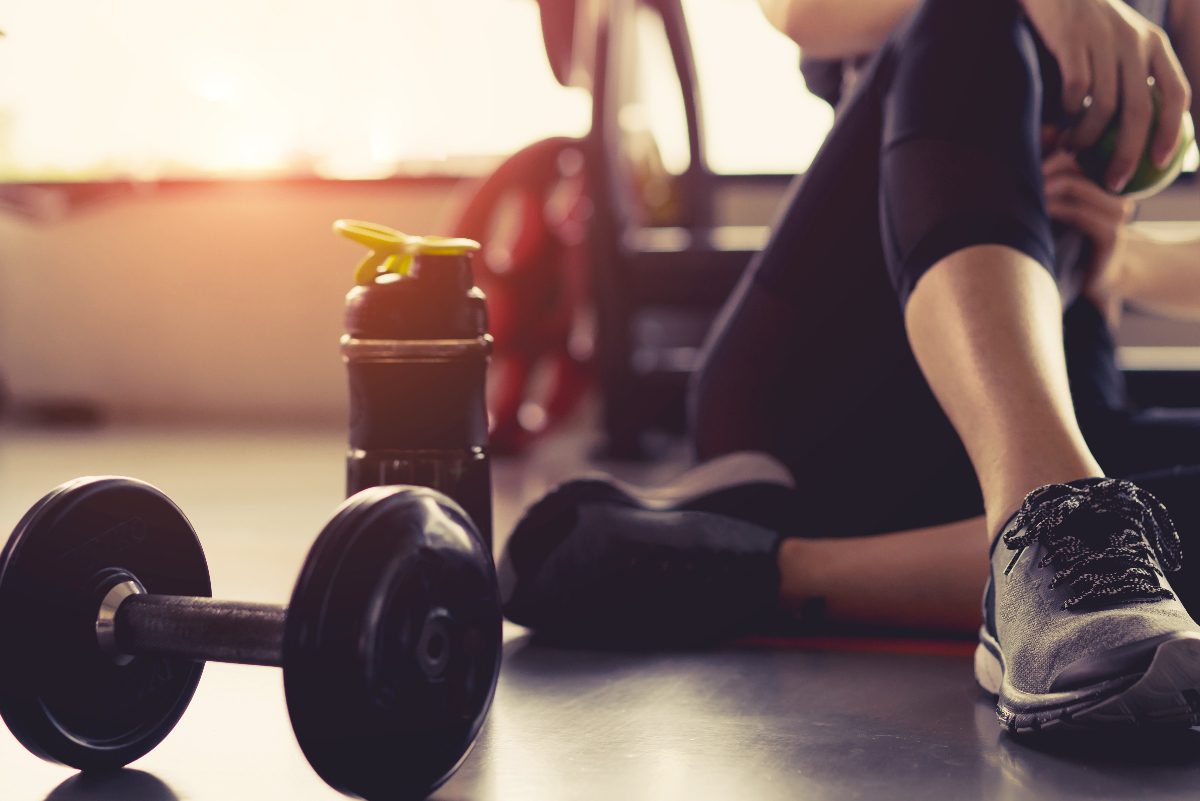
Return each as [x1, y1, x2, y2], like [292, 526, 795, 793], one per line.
[0, 476, 502, 801]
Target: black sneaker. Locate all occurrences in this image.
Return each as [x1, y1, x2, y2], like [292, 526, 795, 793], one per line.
[498, 451, 796, 646]
[975, 478, 1200, 731]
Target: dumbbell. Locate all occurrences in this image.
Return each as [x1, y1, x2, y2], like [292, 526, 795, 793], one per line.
[0, 476, 502, 801]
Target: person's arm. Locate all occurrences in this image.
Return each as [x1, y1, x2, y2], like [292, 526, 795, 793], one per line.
[1042, 151, 1200, 323]
[1116, 226, 1200, 320]
[756, 0, 916, 58]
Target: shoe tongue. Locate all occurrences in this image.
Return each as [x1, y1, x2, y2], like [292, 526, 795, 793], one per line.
[1037, 497, 1155, 606]
[997, 481, 1091, 535]
[1025, 479, 1135, 549]
[1058, 505, 1130, 548]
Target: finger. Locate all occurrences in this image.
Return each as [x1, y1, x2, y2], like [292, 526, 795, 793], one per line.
[1069, 49, 1119, 150]
[1042, 150, 1082, 178]
[1044, 184, 1128, 244]
[1058, 45, 1093, 116]
[1046, 193, 1124, 248]
[1120, 197, 1136, 221]
[1106, 61, 1154, 192]
[1046, 200, 1105, 239]
[1149, 36, 1190, 167]
[1045, 172, 1129, 217]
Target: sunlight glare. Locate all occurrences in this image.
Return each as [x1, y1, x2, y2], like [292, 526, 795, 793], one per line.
[683, 0, 834, 175]
[0, 0, 590, 180]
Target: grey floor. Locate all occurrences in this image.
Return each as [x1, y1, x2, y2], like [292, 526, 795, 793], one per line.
[1, 424, 1199, 801]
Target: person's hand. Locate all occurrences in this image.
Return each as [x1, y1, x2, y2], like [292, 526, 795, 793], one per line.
[1021, 0, 1190, 192]
[1043, 150, 1135, 323]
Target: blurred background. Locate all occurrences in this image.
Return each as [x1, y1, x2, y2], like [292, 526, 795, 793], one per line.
[1, 0, 1198, 456]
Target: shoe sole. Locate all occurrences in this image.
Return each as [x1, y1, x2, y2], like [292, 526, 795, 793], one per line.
[597, 451, 795, 509]
[975, 629, 1200, 732]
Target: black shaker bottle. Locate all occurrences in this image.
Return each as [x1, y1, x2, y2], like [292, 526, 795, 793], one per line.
[335, 219, 493, 545]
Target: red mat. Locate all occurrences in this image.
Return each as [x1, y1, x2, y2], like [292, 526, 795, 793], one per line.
[734, 634, 977, 658]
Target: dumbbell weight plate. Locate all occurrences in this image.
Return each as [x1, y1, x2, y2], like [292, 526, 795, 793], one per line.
[0, 477, 211, 769]
[283, 485, 502, 801]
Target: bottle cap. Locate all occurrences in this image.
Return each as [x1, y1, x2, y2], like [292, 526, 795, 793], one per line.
[334, 219, 480, 285]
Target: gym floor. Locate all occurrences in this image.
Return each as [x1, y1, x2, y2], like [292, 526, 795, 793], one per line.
[2, 424, 1200, 801]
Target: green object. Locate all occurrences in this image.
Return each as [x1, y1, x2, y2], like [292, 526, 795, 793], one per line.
[1077, 91, 1195, 199]
[333, 219, 481, 286]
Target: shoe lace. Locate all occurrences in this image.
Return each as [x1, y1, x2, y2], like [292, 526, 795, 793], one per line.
[1002, 479, 1183, 610]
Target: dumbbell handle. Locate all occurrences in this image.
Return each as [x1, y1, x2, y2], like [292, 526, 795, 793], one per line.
[102, 589, 287, 667]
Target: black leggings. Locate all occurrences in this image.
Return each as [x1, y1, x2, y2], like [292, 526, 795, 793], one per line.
[689, 0, 1200, 543]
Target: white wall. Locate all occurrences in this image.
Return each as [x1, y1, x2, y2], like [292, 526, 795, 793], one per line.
[0, 179, 467, 424]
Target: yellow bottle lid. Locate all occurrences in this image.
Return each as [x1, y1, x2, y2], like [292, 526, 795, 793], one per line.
[333, 219, 480, 285]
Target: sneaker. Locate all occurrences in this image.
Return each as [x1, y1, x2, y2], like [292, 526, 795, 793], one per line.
[498, 451, 796, 645]
[975, 478, 1200, 731]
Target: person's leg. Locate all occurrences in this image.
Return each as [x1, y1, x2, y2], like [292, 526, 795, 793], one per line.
[702, 0, 1200, 730]
[686, 1, 1068, 636]
[904, 250, 1101, 535]
[873, 0, 1105, 536]
[694, 0, 1096, 537]
[778, 516, 987, 633]
[860, 2, 1200, 731]
[689, 56, 896, 469]
[776, 456, 1200, 635]
[505, 4, 1200, 709]
[773, 292, 1200, 637]
[691, 29, 987, 538]
[499, 23, 1010, 645]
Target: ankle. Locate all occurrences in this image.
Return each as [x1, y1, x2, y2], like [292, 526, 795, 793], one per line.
[984, 468, 1105, 539]
[777, 538, 820, 612]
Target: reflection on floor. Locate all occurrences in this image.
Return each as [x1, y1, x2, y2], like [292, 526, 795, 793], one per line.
[1, 424, 1198, 801]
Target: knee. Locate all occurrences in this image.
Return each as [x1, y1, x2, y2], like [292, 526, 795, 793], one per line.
[886, 0, 1042, 146]
[903, 0, 1028, 44]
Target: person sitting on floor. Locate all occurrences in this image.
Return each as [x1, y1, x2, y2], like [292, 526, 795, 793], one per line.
[500, 0, 1200, 733]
